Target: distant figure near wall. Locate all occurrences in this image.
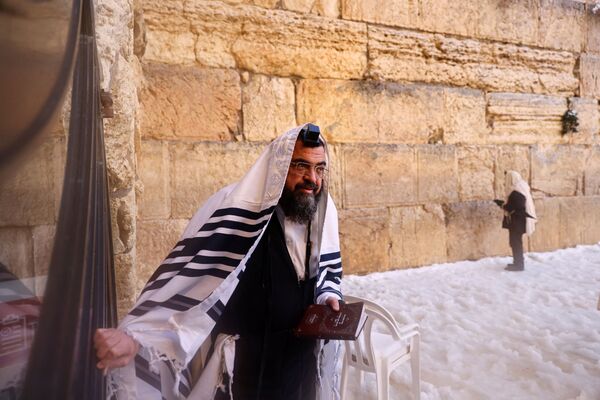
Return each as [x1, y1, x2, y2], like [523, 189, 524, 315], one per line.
[494, 171, 537, 271]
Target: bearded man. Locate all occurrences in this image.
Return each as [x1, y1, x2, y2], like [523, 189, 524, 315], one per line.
[94, 124, 344, 400]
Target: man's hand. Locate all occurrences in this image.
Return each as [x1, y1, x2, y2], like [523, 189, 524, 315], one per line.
[94, 328, 139, 372]
[325, 296, 340, 312]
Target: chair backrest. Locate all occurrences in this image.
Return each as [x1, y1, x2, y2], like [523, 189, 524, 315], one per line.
[343, 295, 402, 371]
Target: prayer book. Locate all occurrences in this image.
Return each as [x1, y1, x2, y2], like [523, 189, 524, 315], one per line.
[294, 302, 367, 340]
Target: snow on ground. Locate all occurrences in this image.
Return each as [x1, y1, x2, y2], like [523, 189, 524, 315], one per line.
[340, 244, 600, 400]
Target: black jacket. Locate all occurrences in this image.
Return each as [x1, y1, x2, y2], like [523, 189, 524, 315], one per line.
[502, 191, 527, 234]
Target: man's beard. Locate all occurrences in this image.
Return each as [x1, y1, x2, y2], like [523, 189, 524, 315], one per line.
[279, 182, 322, 224]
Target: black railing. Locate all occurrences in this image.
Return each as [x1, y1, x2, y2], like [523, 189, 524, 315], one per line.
[20, 0, 117, 398]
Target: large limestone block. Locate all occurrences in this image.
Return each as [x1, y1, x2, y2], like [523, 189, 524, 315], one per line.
[442, 87, 488, 144]
[170, 142, 264, 218]
[581, 196, 600, 244]
[538, 0, 584, 52]
[568, 97, 600, 144]
[477, 0, 538, 45]
[558, 197, 586, 248]
[418, 0, 479, 37]
[493, 146, 530, 199]
[298, 80, 441, 144]
[579, 54, 600, 98]
[282, 0, 340, 17]
[487, 93, 567, 144]
[417, 146, 458, 204]
[341, 0, 416, 29]
[586, 11, 600, 53]
[230, 6, 367, 78]
[136, 219, 189, 291]
[531, 145, 586, 197]
[141, 1, 196, 65]
[389, 204, 446, 269]
[0, 227, 33, 279]
[445, 201, 509, 262]
[584, 146, 600, 196]
[341, 144, 417, 208]
[338, 208, 390, 274]
[368, 26, 578, 95]
[138, 140, 170, 220]
[298, 80, 486, 144]
[178, 1, 367, 78]
[0, 139, 59, 226]
[529, 197, 560, 252]
[242, 75, 296, 142]
[457, 146, 495, 201]
[325, 144, 344, 209]
[140, 64, 240, 140]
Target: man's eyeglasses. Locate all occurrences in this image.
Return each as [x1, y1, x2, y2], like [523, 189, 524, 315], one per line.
[289, 161, 328, 179]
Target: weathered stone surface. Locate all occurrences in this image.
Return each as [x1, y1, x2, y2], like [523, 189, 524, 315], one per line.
[170, 142, 264, 218]
[558, 197, 586, 248]
[298, 80, 485, 144]
[136, 219, 189, 291]
[145, 30, 196, 65]
[531, 145, 586, 197]
[579, 54, 600, 98]
[140, 64, 240, 140]
[445, 201, 509, 262]
[390, 204, 446, 269]
[115, 252, 138, 319]
[242, 75, 296, 141]
[110, 192, 136, 254]
[283, 0, 340, 17]
[32, 225, 55, 277]
[538, 0, 584, 52]
[138, 140, 170, 220]
[478, 0, 538, 45]
[341, 0, 416, 29]
[584, 146, 600, 196]
[342, 144, 417, 208]
[0, 227, 33, 278]
[457, 146, 495, 201]
[325, 144, 344, 208]
[0, 139, 58, 226]
[418, 0, 479, 37]
[487, 93, 566, 144]
[417, 146, 458, 203]
[580, 196, 600, 244]
[443, 88, 488, 144]
[529, 197, 560, 252]
[338, 208, 390, 274]
[230, 6, 367, 79]
[368, 26, 578, 95]
[586, 10, 600, 53]
[493, 146, 530, 199]
[569, 97, 600, 144]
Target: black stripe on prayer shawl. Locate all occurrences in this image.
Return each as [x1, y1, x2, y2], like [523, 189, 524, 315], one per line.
[319, 251, 341, 263]
[207, 299, 226, 322]
[130, 294, 201, 317]
[199, 219, 268, 233]
[141, 267, 233, 294]
[168, 233, 257, 257]
[211, 206, 275, 220]
[145, 254, 240, 287]
[135, 354, 162, 391]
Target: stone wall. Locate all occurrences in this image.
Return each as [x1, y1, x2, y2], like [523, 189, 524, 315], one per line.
[3, 0, 599, 316]
[130, 0, 600, 290]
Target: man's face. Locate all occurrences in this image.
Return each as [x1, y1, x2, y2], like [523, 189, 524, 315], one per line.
[279, 140, 327, 223]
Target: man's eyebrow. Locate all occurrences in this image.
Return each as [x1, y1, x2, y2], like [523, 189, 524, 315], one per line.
[291, 158, 327, 165]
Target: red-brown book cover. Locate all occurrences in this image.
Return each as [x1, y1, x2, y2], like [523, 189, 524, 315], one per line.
[294, 302, 367, 340]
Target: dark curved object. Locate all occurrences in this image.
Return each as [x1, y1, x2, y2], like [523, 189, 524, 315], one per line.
[21, 0, 117, 399]
[0, 0, 79, 168]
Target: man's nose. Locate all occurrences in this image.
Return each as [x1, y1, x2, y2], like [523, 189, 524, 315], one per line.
[304, 168, 319, 182]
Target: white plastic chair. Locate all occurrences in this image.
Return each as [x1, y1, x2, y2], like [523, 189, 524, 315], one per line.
[340, 295, 420, 400]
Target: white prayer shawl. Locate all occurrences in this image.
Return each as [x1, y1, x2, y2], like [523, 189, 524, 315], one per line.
[505, 170, 537, 236]
[109, 125, 344, 399]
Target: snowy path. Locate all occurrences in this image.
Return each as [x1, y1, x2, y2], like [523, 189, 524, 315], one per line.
[341, 244, 600, 400]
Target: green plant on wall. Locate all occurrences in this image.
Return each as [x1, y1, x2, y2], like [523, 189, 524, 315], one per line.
[561, 110, 579, 135]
